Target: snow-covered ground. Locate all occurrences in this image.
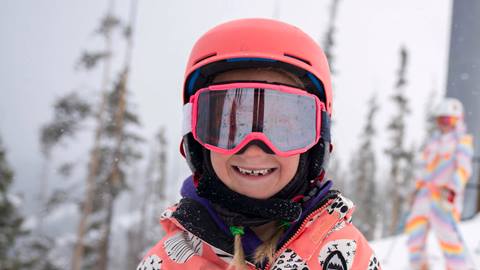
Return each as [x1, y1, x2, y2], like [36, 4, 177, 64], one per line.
[372, 214, 480, 269]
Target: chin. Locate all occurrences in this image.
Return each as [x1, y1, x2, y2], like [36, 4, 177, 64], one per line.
[238, 189, 273, 200]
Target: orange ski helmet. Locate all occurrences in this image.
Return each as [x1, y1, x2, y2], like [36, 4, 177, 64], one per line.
[183, 18, 332, 114]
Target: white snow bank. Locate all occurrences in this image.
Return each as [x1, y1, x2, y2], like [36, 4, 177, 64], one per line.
[372, 214, 480, 269]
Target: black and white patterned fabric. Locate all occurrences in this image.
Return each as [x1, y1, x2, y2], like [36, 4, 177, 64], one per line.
[271, 249, 309, 270]
[136, 254, 162, 270]
[159, 208, 173, 220]
[318, 239, 357, 270]
[163, 231, 203, 263]
[210, 246, 233, 264]
[367, 254, 380, 270]
[325, 195, 354, 220]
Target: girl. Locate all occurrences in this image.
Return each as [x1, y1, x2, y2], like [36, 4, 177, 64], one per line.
[137, 18, 380, 270]
[405, 98, 474, 270]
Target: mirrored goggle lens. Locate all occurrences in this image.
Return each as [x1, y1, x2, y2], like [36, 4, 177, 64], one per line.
[436, 116, 458, 126]
[195, 87, 318, 152]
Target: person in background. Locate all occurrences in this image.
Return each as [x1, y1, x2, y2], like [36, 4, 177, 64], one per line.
[137, 18, 380, 270]
[405, 97, 474, 270]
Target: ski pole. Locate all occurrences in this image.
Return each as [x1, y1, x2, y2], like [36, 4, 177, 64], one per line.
[382, 210, 409, 263]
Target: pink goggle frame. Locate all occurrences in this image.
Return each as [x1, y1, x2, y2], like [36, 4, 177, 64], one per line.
[183, 82, 325, 156]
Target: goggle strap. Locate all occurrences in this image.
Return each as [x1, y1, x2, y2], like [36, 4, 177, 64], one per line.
[182, 103, 192, 136]
[320, 111, 331, 143]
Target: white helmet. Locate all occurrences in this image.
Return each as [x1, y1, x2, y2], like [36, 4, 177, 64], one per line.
[433, 97, 463, 118]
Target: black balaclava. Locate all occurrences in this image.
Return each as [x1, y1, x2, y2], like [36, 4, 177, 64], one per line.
[195, 148, 306, 227]
[188, 131, 329, 227]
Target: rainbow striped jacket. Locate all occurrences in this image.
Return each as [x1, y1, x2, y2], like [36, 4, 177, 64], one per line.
[415, 123, 473, 215]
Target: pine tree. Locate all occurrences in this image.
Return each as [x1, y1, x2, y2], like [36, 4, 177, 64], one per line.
[322, 0, 342, 75]
[350, 95, 379, 240]
[328, 156, 346, 191]
[71, 5, 117, 268]
[15, 234, 61, 270]
[126, 128, 168, 270]
[35, 0, 142, 268]
[0, 136, 25, 269]
[384, 47, 414, 235]
[88, 69, 143, 270]
[40, 93, 92, 156]
[72, 1, 142, 269]
[0, 137, 61, 270]
[29, 92, 94, 270]
[39, 92, 92, 230]
[422, 85, 438, 147]
[322, 0, 345, 189]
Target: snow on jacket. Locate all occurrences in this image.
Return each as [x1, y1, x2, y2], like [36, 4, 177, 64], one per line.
[137, 177, 381, 270]
[414, 121, 473, 217]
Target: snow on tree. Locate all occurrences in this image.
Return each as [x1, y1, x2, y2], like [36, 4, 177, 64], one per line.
[1, 135, 60, 270]
[0, 136, 25, 269]
[349, 95, 379, 240]
[384, 46, 415, 236]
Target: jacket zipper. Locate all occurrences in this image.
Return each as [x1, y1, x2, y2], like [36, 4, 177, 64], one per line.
[262, 202, 331, 270]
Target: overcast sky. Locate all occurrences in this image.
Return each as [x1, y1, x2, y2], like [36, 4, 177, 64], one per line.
[0, 0, 452, 211]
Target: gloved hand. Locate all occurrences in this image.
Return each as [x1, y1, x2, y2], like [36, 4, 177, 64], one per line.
[440, 186, 455, 204]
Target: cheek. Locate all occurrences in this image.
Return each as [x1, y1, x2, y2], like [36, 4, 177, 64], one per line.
[279, 155, 300, 179]
[210, 152, 230, 178]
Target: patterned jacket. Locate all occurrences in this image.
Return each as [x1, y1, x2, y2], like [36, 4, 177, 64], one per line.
[414, 123, 473, 218]
[137, 178, 381, 270]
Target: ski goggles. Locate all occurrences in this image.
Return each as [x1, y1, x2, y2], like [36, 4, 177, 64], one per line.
[183, 82, 327, 156]
[436, 116, 458, 127]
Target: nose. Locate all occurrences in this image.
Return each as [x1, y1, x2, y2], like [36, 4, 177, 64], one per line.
[235, 140, 274, 155]
[238, 144, 266, 157]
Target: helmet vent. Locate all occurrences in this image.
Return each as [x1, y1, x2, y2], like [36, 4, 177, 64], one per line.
[284, 53, 311, 66]
[194, 52, 217, 65]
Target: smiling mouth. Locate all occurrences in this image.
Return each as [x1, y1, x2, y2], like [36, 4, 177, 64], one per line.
[233, 166, 276, 176]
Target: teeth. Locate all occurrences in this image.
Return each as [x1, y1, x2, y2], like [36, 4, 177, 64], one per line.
[236, 166, 273, 176]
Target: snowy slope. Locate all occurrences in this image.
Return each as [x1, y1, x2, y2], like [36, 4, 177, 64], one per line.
[372, 214, 480, 269]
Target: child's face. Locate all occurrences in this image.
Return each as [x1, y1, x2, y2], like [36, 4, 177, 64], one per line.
[210, 69, 302, 199]
[436, 116, 458, 133]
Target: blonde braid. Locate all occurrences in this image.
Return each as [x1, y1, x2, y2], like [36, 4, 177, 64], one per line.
[228, 226, 248, 270]
[253, 221, 290, 265]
